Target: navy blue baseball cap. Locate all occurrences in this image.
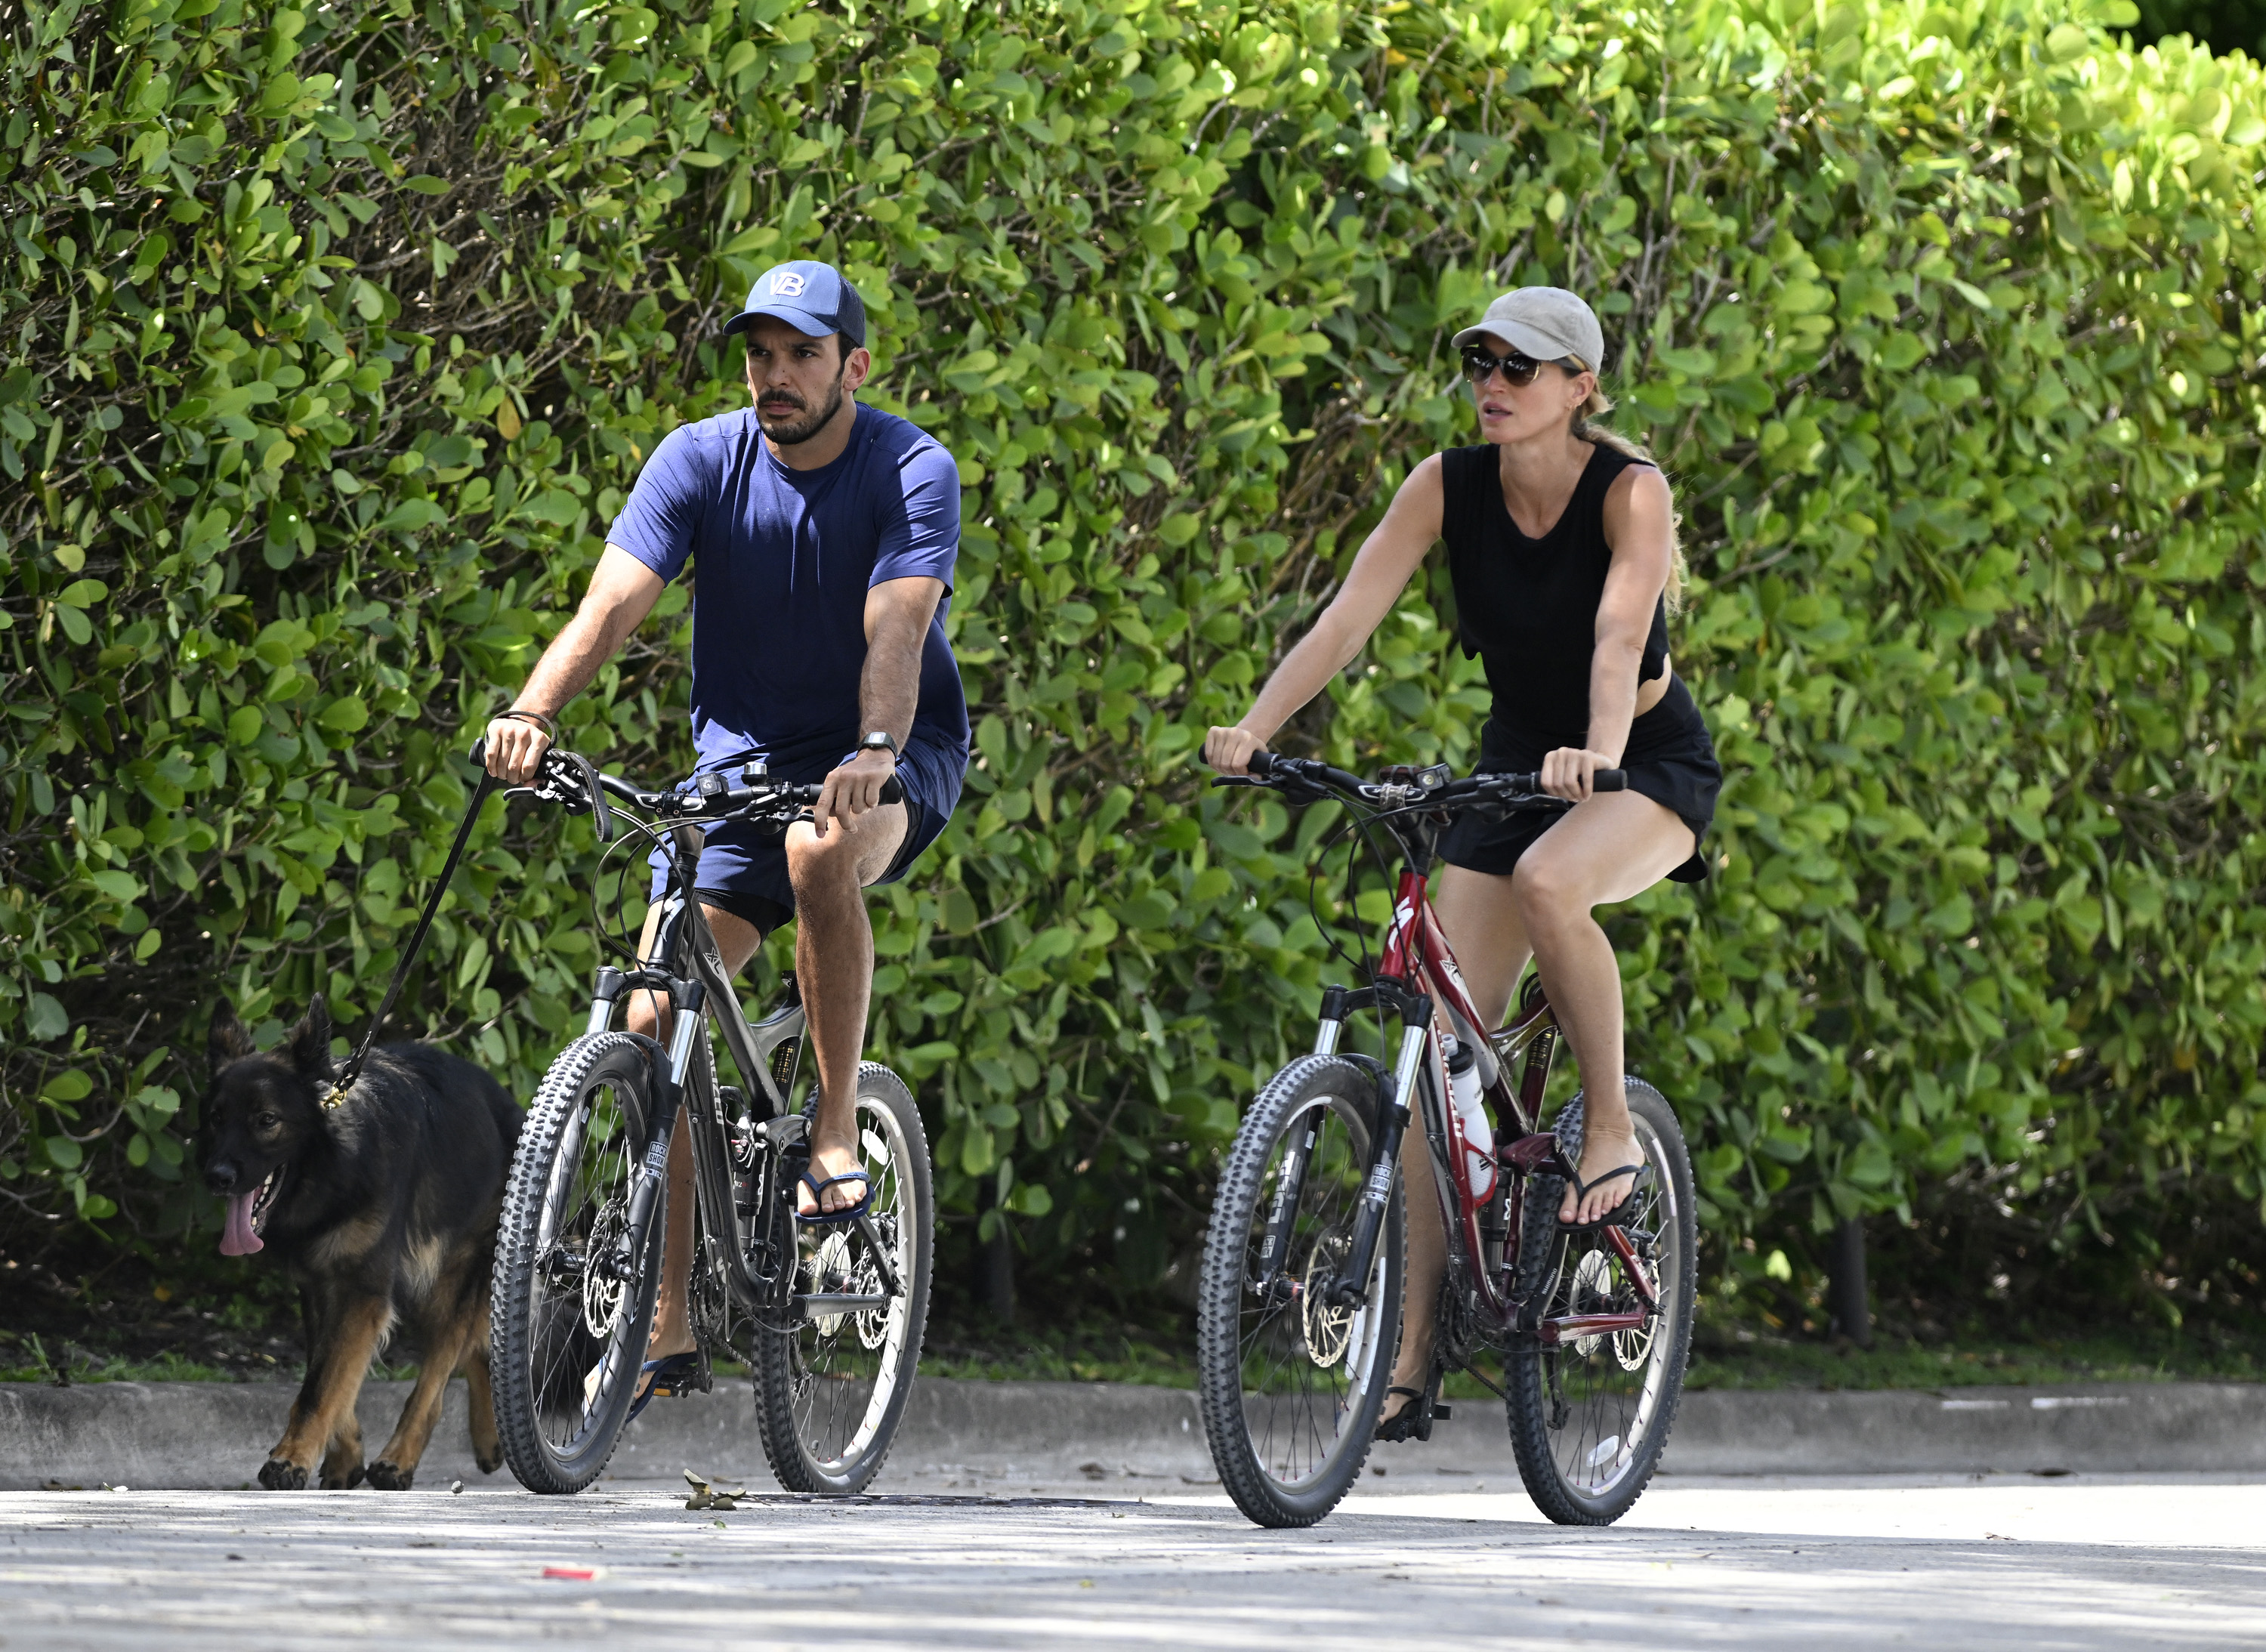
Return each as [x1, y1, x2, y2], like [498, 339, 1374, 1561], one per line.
[723, 260, 866, 347]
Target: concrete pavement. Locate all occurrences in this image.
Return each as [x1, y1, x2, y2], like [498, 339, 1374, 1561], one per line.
[3, 1475, 2261, 1649]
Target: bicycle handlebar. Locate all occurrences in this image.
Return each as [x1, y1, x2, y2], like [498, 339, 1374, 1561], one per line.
[469, 736, 903, 828]
[1226, 750, 1625, 810]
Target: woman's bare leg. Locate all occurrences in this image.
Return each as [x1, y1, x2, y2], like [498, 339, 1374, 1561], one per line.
[1510, 791, 1695, 1224]
[1378, 864, 1531, 1425]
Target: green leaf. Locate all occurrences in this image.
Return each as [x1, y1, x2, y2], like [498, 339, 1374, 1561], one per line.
[23, 993, 68, 1042]
[403, 174, 452, 195]
[319, 696, 371, 732]
[42, 1069, 94, 1103]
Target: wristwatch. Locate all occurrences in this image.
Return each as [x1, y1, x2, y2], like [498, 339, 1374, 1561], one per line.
[857, 731, 900, 760]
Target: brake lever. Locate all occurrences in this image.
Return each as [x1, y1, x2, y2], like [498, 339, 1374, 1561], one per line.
[524, 749, 616, 844]
[1211, 776, 1265, 789]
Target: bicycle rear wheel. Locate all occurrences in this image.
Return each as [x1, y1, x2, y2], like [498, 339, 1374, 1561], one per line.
[1196, 1055, 1403, 1528]
[1505, 1077, 1697, 1524]
[751, 1062, 933, 1493]
[490, 1033, 665, 1494]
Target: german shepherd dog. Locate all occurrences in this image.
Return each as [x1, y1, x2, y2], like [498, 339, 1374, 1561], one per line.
[199, 995, 521, 1490]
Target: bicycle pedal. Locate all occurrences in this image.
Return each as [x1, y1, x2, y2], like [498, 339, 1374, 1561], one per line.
[1432, 1402, 1453, 1421]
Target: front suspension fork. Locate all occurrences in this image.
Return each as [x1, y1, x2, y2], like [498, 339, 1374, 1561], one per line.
[612, 977, 706, 1283]
[1327, 984, 1433, 1308]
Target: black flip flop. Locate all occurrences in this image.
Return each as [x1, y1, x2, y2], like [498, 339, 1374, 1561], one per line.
[1375, 1385, 1430, 1443]
[796, 1166, 875, 1224]
[1557, 1161, 1645, 1232]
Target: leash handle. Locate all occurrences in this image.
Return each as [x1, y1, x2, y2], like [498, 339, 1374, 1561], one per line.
[324, 767, 500, 1108]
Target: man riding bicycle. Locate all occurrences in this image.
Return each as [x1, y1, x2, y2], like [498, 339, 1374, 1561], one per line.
[482, 260, 967, 1410]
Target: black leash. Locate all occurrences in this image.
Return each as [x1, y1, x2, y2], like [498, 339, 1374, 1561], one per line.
[323, 768, 499, 1109]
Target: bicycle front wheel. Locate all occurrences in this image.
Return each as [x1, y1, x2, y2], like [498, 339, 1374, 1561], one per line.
[751, 1062, 933, 1493]
[1505, 1077, 1698, 1525]
[489, 1033, 665, 1495]
[1196, 1055, 1403, 1528]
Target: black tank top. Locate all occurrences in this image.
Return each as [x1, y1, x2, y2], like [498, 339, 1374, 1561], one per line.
[1440, 440, 1671, 751]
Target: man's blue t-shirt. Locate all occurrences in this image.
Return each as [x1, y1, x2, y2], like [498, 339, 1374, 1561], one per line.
[605, 403, 969, 795]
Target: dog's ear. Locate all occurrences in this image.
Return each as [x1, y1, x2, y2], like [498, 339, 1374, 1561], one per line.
[286, 996, 335, 1079]
[208, 1001, 255, 1070]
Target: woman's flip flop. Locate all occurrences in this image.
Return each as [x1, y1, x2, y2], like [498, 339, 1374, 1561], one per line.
[796, 1166, 875, 1224]
[1558, 1161, 1646, 1231]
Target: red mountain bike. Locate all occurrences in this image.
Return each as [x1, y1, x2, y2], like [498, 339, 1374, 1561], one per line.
[1195, 753, 1697, 1527]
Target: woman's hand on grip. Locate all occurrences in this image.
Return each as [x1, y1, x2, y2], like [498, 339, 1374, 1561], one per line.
[1539, 746, 1619, 802]
[1204, 725, 1267, 777]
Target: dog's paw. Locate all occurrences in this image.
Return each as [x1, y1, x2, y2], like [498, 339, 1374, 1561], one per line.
[365, 1460, 415, 1491]
[320, 1462, 366, 1490]
[258, 1459, 310, 1491]
[474, 1448, 504, 1475]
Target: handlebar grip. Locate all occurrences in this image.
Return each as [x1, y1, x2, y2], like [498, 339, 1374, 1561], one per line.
[881, 777, 904, 806]
[469, 736, 487, 766]
[1592, 770, 1628, 792]
[1246, 751, 1277, 779]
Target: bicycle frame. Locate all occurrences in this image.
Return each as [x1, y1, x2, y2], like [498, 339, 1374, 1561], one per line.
[1301, 811, 1658, 1352]
[582, 815, 897, 1329]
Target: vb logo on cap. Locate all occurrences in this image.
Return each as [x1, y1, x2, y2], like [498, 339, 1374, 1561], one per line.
[724, 260, 866, 345]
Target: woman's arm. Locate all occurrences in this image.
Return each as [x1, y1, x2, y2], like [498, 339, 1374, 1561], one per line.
[1541, 464, 1675, 799]
[1203, 456, 1446, 774]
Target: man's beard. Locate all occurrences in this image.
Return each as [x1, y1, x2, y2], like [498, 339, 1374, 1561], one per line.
[755, 371, 847, 446]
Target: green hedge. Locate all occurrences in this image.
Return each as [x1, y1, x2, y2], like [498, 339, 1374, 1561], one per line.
[5, 0, 2264, 1305]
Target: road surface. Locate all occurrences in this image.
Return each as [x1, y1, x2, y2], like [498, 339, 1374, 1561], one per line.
[2, 1473, 2256, 1649]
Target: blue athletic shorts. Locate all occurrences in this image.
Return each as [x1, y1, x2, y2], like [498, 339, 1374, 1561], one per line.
[647, 735, 962, 937]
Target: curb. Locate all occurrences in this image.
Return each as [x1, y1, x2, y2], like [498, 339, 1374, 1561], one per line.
[5, 1376, 2262, 1491]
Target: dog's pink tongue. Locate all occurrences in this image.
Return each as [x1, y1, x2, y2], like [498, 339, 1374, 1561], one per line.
[220, 1190, 264, 1256]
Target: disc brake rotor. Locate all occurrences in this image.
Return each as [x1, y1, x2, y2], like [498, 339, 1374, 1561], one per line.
[1300, 1237, 1354, 1368]
[580, 1198, 628, 1338]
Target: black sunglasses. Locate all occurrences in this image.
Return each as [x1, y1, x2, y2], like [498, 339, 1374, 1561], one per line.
[1459, 345, 1582, 385]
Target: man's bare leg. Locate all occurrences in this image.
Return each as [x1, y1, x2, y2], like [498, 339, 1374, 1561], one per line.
[625, 901, 765, 1373]
[1378, 862, 1531, 1428]
[783, 801, 908, 1215]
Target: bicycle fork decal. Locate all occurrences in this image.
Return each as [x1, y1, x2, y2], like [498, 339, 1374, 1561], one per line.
[1256, 1119, 1320, 1286]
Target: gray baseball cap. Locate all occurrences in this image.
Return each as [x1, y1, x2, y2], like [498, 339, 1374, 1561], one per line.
[1452, 287, 1606, 374]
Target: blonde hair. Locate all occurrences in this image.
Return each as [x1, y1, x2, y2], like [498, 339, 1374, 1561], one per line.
[1572, 384, 1687, 613]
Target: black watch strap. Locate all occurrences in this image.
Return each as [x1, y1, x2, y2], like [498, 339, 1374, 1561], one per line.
[857, 730, 900, 758]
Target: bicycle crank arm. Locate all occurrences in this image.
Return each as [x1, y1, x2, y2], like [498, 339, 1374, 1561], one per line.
[1536, 1310, 1653, 1347]
[794, 1292, 891, 1319]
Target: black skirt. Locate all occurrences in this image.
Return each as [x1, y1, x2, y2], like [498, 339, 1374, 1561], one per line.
[1439, 675, 1721, 884]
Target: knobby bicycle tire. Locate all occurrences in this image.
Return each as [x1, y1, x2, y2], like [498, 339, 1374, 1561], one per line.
[751, 1061, 933, 1493]
[1505, 1077, 1698, 1525]
[1196, 1055, 1403, 1528]
[491, 1033, 665, 1495]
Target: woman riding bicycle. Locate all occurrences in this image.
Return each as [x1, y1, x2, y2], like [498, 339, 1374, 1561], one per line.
[1202, 286, 1721, 1437]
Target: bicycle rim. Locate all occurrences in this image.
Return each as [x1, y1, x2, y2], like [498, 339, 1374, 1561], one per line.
[1506, 1079, 1697, 1524]
[492, 1035, 662, 1494]
[753, 1063, 932, 1493]
[1197, 1056, 1402, 1527]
